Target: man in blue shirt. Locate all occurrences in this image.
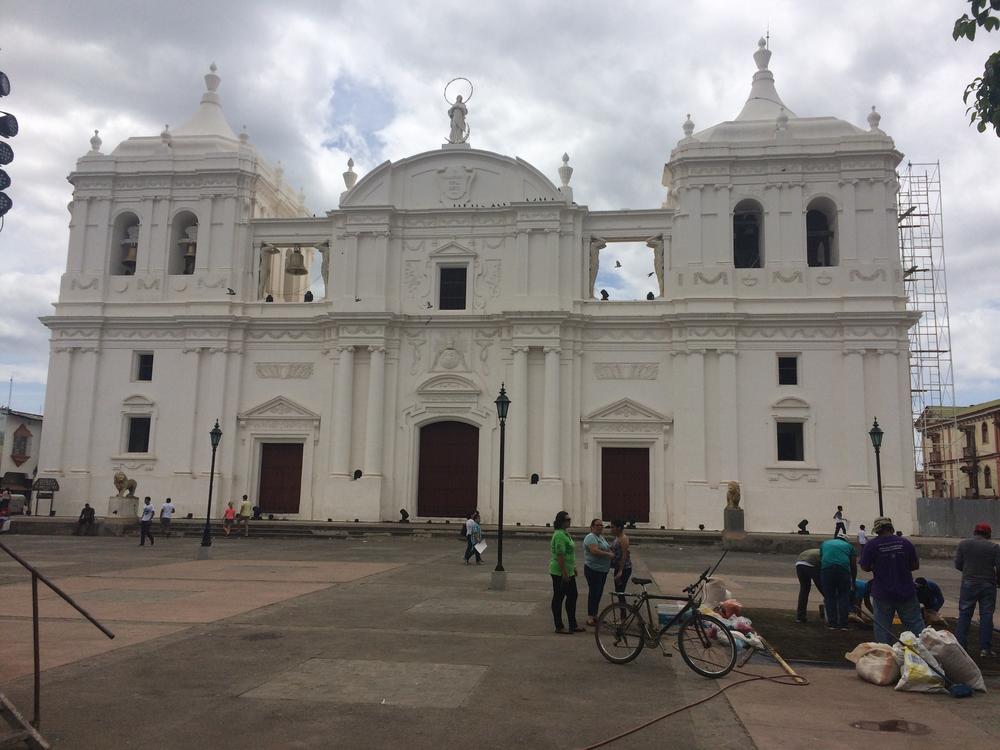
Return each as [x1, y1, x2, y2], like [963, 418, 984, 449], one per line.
[819, 535, 857, 629]
[859, 516, 924, 644]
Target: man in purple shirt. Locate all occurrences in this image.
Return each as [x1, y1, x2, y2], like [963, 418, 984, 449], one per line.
[859, 516, 924, 644]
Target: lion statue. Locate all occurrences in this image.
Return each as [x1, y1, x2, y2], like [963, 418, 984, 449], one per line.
[113, 471, 138, 498]
[725, 481, 741, 510]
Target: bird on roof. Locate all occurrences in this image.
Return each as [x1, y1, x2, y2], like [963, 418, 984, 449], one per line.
[226, 287, 236, 295]
[615, 260, 622, 268]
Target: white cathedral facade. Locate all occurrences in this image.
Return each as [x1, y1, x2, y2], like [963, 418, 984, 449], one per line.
[38, 42, 917, 532]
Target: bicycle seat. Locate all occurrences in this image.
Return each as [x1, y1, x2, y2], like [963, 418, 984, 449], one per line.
[631, 577, 653, 585]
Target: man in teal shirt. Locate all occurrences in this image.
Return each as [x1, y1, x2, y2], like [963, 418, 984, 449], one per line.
[819, 535, 857, 629]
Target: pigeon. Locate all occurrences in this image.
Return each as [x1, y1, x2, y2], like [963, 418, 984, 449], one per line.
[425, 301, 433, 309]
[354, 296, 362, 302]
[647, 272, 655, 277]
[614, 260, 622, 268]
[225, 287, 236, 295]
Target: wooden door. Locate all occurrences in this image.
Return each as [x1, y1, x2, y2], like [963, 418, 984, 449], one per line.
[601, 447, 650, 523]
[417, 421, 479, 517]
[258, 442, 303, 514]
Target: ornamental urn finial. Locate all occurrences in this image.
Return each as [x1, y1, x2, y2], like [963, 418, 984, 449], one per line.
[160, 124, 172, 148]
[343, 157, 357, 190]
[867, 105, 882, 132]
[753, 37, 771, 71]
[682, 113, 694, 138]
[776, 106, 789, 131]
[558, 153, 573, 187]
[239, 124, 249, 144]
[89, 129, 102, 153]
[205, 62, 221, 93]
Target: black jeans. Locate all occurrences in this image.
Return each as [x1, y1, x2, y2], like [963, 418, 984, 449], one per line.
[551, 574, 579, 630]
[464, 537, 481, 563]
[583, 566, 609, 618]
[139, 520, 154, 546]
[795, 564, 822, 620]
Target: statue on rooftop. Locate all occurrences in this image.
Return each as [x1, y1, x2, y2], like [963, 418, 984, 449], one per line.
[444, 78, 473, 144]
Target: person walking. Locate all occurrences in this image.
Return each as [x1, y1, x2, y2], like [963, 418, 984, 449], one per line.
[549, 510, 583, 634]
[583, 518, 614, 626]
[857, 524, 868, 546]
[833, 506, 847, 538]
[609, 519, 632, 600]
[223, 501, 237, 536]
[859, 516, 924, 644]
[954, 522, 1000, 657]
[238, 494, 252, 537]
[139, 497, 156, 547]
[464, 511, 483, 565]
[159, 497, 175, 537]
[819, 534, 857, 629]
[794, 547, 823, 623]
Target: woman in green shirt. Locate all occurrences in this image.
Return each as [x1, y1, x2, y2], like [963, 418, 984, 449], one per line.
[550, 510, 583, 633]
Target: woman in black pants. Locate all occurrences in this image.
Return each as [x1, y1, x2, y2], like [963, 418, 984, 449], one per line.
[549, 510, 584, 634]
[583, 518, 615, 626]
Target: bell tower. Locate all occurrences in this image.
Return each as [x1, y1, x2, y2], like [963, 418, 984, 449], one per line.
[60, 63, 306, 305]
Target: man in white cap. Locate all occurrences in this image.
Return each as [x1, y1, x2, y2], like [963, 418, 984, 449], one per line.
[859, 516, 923, 644]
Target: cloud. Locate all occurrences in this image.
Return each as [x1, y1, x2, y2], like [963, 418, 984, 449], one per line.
[3, 0, 999, 414]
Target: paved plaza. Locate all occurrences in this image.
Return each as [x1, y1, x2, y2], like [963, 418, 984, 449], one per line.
[2, 533, 999, 749]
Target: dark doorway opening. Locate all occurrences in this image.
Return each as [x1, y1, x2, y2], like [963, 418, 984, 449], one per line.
[601, 447, 650, 523]
[417, 421, 479, 517]
[258, 442, 303, 514]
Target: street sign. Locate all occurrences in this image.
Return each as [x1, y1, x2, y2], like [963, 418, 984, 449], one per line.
[32, 478, 60, 492]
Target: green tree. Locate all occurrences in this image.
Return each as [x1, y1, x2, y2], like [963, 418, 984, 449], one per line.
[954, 0, 1000, 135]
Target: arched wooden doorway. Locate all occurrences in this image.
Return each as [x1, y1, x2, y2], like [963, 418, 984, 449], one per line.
[417, 421, 479, 517]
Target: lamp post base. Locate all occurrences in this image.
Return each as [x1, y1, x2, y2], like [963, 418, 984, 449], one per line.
[196, 545, 211, 560]
[489, 570, 507, 591]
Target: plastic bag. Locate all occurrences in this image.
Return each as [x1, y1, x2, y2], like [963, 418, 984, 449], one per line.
[893, 637, 946, 693]
[919, 628, 987, 692]
[702, 579, 732, 609]
[716, 599, 742, 618]
[845, 643, 899, 686]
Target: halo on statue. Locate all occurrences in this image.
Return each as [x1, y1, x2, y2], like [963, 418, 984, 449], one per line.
[444, 77, 474, 105]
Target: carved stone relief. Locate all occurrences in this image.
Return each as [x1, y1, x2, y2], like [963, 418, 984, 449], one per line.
[849, 269, 886, 282]
[694, 271, 727, 285]
[255, 363, 314, 379]
[473, 259, 501, 309]
[594, 363, 659, 380]
[431, 334, 470, 372]
[772, 271, 803, 284]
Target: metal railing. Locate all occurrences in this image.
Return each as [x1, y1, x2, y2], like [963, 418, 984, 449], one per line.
[0, 539, 115, 730]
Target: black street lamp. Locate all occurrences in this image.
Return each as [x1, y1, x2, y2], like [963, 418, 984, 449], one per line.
[869, 418, 884, 517]
[201, 420, 223, 548]
[494, 384, 510, 573]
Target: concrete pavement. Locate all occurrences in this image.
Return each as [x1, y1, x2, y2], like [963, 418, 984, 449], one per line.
[1, 534, 997, 749]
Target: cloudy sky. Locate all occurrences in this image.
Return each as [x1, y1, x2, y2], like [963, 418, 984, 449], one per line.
[2, 0, 999, 415]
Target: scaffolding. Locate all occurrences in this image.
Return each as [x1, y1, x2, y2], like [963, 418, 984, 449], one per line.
[897, 162, 957, 494]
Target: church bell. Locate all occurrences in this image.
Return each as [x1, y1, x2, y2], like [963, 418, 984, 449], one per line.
[284, 247, 308, 275]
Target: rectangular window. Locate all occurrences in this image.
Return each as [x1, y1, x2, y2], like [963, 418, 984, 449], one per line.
[439, 267, 467, 310]
[777, 355, 798, 385]
[127, 416, 152, 454]
[135, 353, 154, 381]
[776, 421, 804, 462]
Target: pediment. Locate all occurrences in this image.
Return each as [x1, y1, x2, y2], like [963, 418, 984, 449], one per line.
[239, 396, 320, 420]
[416, 374, 481, 395]
[340, 148, 563, 210]
[771, 396, 810, 409]
[582, 398, 671, 424]
[123, 394, 155, 407]
[429, 241, 477, 259]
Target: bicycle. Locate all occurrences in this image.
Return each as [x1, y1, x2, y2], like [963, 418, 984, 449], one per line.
[594, 560, 738, 678]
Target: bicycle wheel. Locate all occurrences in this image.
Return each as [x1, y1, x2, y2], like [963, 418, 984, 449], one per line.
[594, 600, 646, 664]
[677, 613, 737, 678]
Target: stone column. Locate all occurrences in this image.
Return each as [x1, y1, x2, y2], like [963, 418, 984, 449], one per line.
[364, 346, 386, 476]
[718, 350, 739, 481]
[510, 346, 529, 478]
[42, 347, 75, 472]
[878, 350, 903, 486]
[687, 349, 706, 481]
[331, 345, 355, 476]
[843, 349, 869, 486]
[543, 346, 561, 478]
